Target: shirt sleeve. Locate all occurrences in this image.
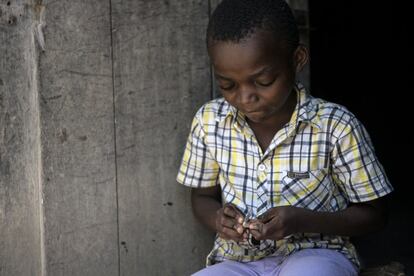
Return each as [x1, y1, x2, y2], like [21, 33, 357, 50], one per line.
[331, 116, 393, 202]
[176, 114, 220, 188]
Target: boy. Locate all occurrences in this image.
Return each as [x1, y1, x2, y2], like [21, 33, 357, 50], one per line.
[176, 0, 393, 275]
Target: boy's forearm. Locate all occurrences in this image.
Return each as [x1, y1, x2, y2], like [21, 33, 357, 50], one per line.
[191, 193, 222, 233]
[297, 202, 386, 237]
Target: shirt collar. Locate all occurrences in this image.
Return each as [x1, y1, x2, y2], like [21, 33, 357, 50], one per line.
[215, 82, 322, 131]
[293, 83, 322, 130]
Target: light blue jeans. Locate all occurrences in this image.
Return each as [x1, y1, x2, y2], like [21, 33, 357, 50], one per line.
[192, 249, 358, 276]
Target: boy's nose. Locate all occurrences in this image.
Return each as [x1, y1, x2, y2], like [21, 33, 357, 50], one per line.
[238, 86, 258, 106]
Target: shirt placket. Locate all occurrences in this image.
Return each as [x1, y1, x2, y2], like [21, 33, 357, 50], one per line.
[256, 122, 301, 216]
[232, 113, 262, 216]
[233, 116, 270, 217]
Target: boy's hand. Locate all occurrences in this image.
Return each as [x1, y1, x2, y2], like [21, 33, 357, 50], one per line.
[215, 203, 248, 242]
[247, 206, 303, 241]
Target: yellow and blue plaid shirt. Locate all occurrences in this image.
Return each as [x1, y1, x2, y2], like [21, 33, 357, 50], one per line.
[177, 83, 393, 268]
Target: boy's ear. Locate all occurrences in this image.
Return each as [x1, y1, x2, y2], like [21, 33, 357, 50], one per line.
[294, 45, 309, 73]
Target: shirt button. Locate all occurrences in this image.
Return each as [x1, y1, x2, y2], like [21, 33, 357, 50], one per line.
[258, 164, 266, 172]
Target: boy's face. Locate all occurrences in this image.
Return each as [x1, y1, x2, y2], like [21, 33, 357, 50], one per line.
[208, 30, 307, 124]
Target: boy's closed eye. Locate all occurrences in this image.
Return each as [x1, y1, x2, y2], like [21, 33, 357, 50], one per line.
[218, 79, 235, 91]
[216, 74, 278, 91]
[254, 75, 277, 87]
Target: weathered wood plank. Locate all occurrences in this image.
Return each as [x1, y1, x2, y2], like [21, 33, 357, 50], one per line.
[111, 0, 214, 275]
[39, 1, 118, 275]
[0, 1, 42, 275]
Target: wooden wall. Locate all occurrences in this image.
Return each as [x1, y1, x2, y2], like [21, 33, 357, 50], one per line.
[0, 1, 309, 275]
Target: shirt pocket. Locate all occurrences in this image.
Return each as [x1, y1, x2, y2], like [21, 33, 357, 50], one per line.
[281, 168, 333, 211]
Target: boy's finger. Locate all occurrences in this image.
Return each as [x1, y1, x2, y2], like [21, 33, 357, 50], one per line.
[221, 227, 244, 242]
[248, 221, 263, 232]
[249, 229, 263, 240]
[220, 217, 234, 228]
[221, 218, 244, 234]
[258, 212, 271, 223]
[223, 204, 238, 218]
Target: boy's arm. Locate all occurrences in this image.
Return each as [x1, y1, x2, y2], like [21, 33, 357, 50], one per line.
[248, 196, 389, 240]
[297, 196, 388, 236]
[191, 186, 222, 233]
[191, 186, 247, 242]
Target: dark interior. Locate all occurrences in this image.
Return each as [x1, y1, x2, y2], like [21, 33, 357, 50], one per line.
[308, 0, 413, 272]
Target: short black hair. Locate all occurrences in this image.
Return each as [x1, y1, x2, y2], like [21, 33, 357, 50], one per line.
[207, 0, 299, 52]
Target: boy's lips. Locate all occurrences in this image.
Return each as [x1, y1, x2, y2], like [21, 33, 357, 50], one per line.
[245, 110, 263, 115]
[243, 108, 261, 113]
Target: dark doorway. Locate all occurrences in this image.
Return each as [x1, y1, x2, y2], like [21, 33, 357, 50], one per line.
[309, 0, 413, 273]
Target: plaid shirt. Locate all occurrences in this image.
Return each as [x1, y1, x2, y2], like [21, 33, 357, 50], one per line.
[177, 83, 393, 268]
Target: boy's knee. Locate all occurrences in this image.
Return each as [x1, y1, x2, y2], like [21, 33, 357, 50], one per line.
[192, 261, 252, 276]
[279, 255, 357, 276]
